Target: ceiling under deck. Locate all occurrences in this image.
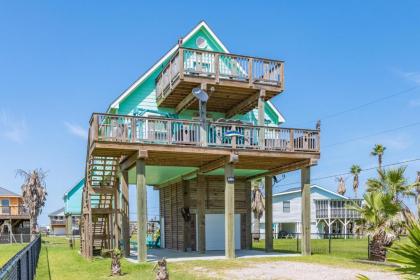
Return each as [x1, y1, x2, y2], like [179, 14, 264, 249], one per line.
[92, 142, 319, 186]
[126, 166, 268, 186]
[158, 79, 280, 115]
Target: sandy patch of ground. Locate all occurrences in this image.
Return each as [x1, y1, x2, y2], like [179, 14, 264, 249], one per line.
[207, 261, 400, 280]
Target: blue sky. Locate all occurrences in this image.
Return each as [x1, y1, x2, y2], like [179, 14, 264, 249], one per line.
[1, 1, 419, 225]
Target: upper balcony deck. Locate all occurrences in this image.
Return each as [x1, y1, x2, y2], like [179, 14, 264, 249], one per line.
[315, 199, 362, 220]
[0, 206, 30, 220]
[156, 47, 284, 116]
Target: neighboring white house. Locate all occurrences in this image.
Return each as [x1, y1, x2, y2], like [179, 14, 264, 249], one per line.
[257, 185, 362, 238]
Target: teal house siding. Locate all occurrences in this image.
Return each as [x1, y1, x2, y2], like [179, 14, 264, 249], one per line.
[64, 178, 84, 216]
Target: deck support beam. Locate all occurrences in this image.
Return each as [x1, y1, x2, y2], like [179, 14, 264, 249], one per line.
[264, 176, 273, 252]
[245, 180, 252, 250]
[258, 89, 266, 148]
[136, 157, 147, 262]
[225, 162, 235, 259]
[183, 180, 192, 251]
[301, 166, 311, 256]
[120, 169, 130, 257]
[197, 174, 206, 253]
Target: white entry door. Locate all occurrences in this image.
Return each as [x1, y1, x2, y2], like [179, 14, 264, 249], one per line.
[204, 214, 241, 250]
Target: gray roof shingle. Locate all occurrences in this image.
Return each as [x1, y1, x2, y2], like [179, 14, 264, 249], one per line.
[0, 187, 20, 197]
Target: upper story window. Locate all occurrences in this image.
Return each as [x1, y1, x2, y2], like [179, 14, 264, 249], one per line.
[1, 199, 10, 214]
[283, 201, 290, 213]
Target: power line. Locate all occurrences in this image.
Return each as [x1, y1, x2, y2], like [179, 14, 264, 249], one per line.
[298, 85, 419, 126]
[323, 121, 420, 148]
[273, 157, 420, 189]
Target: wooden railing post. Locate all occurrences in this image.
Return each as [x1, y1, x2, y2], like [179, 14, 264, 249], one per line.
[248, 58, 253, 87]
[131, 117, 136, 142]
[280, 62, 285, 89]
[215, 53, 220, 83]
[91, 114, 98, 143]
[231, 125, 237, 149]
[167, 119, 172, 144]
[289, 129, 295, 152]
[179, 48, 184, 80]
[258, 89, 266, 149]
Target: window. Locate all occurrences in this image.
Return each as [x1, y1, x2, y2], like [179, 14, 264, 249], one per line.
[283, 201, 290, 213]
[1, 199, 10, 214]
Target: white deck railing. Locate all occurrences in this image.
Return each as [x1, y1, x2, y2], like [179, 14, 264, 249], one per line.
[315, 199, 362, 219]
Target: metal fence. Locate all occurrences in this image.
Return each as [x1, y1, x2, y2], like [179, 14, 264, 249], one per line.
[0, 234, 32, 244]
[0, 235, 41, 280]
[252, 232, 370, 259]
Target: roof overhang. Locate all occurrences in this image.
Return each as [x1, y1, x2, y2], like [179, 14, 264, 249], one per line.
[274, 184, 348, 200]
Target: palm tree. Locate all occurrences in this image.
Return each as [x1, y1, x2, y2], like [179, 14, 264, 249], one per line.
[389, 216, 420, 277]
[337, 177, 346, 195]
[350, 165, 362, 198]
[251, 180, 265, 241]
[371, 144, 386, 170]
[17, 169, 47, 240]
[416, 172, 420, 220]
[353, 191, 403, 261]
[366, 166, 415, 203]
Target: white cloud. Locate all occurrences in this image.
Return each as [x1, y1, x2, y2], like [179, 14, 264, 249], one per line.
[64, 122, 88, 139]
[399, 70, 420, 85]
[0, 110, 27, 144]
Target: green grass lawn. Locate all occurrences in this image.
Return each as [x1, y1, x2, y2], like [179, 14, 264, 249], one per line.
[252, 237, 407, 261]
[0, 243, 27, 267]
[35, 237, 207, 280]
[35, 236, 399, 279]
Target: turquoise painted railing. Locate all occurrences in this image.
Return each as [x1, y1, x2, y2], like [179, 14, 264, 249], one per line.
[89, 113, 320, 153]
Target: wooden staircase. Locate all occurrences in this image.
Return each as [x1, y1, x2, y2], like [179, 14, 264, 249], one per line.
[81, 155, 120, 257]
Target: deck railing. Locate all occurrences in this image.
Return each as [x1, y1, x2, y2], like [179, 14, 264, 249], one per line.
[156, 47, 284, 102]
[315, 199, 362, 219]
[50, 219, 66, 225]
[89, 113, 320, 153]
[0, 206, 29, 217]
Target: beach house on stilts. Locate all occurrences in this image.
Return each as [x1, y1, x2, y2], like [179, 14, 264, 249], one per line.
[80, 21, 321, 262]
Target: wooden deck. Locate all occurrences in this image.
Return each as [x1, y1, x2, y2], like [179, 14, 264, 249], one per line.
[0, 206, 30, 220]
[155, 48, 284, 116]
[82, 114, 320, 259]
[88, 113, 320, 180]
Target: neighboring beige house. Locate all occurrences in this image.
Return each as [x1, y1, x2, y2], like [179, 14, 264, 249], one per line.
[48, 207, 66, 235]
[0, 186, 30, 242]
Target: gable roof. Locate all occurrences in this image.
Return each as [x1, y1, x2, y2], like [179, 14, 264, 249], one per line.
[63, 178, 84, 199]
[107, 21, 284, 123]
[108, 21, 228, 111]
[48, 207, 65, 217]
[274, 184, 348, 200]
[0, 187, 21, 197]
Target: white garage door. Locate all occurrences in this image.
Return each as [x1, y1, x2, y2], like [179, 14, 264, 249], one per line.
[53, 227, 66, 236]
[204, 214, 241, 250]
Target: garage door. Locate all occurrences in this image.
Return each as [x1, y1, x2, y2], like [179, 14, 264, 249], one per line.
[53, 227, 66, 236]
[204, 214, 241, 250]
